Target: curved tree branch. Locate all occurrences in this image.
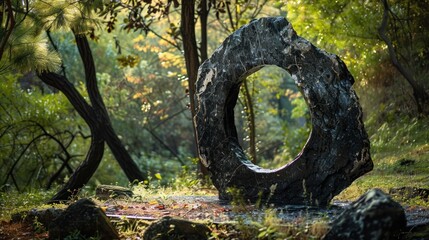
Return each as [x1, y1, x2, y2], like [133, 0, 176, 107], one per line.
[73, 32, 147, 182]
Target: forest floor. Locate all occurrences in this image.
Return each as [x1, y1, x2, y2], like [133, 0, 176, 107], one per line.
[1, 118, 429, 239]
[1, 189, 429, 239]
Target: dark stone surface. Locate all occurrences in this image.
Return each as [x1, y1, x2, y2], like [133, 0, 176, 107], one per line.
[11, 208, 64, 227]
[324, 189, 406, 240]
[142, 216, 211, 240]
[194, 17, 373, 205]
[95, 184, 133, 200]
[49, 198, 119, 240]
[404, 221, 429, 240]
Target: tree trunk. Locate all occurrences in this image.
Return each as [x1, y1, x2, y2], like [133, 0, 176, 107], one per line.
[49, 128, 105, 202]
[242, 80, 257, 163]
[104, 124, 147, 182]
[38, 33, 147, 201]
[378, 0, 429, 115]
[181, 0, 199, 129]
[38, 71, 105, 202]
[199, 0, 209, 63]
[74, 33, 146, 182]
[0, 0, 15, 61]
[181, 0, 208, 175]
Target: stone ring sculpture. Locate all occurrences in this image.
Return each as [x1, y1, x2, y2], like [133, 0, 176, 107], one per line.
[194, 17, 373, 206]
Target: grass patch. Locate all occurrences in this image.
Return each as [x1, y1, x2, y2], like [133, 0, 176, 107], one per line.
[335, 116, 429, 206]
[0, 189, 65, 222]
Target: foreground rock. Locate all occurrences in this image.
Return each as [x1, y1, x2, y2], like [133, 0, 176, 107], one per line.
[11, 207, 64, 227]
[143, 216, 211, 240]
[195, 16, 373, 205]
[324, 189, 406, 239]
[49, 198, 119, 240]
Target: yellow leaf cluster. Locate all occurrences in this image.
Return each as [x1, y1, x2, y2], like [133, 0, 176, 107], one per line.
[126, 76, 141, 84]
[158, 52, 184, 69]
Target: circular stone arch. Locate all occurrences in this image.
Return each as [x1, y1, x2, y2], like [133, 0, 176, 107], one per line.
[194, 17, 373, 206]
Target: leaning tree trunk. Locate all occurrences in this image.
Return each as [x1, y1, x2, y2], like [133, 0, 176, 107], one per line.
[38, 71, 105, 202]
[38, 33, 147, 202]
[48, 127, 105, 202]
[378, 0, 429, 115]
[74, 33, 146, 182]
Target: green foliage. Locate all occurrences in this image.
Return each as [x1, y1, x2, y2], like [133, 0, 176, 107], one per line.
[0, 74, 92, 191]
[32, 216, 46, 234]
[336, 115, 429, 205]
[116, 54, 141, 68]
[239, 65, 311, 168]
[0, 188, 60, 221]
[0, 0, 104, 74]
[283, 0, 383, 86]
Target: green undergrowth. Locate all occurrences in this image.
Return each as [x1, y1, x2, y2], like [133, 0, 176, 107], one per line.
[1, 116, 428, 239]
[335, 116, 429, 206]
[0, 189, 65, 222]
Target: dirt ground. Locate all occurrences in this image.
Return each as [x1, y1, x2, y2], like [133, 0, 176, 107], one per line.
[1, 196, 429, 239]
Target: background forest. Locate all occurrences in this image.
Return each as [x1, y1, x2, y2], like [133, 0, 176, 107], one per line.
[1, 0, 428, 204]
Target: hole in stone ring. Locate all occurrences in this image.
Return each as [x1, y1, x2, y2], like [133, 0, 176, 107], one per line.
[228, 65, 312, 169]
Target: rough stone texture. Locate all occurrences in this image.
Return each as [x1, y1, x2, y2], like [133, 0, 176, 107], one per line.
[323, 189, 406, 240]
[49, 198, 119, 240]
[11, 208, 64, 228]
[194, 17, 373, 205]
[95, 184, 133, 200]
[142, 216, 211, 240]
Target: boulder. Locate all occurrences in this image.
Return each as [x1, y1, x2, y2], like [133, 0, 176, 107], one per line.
[11, 207, 64, 228]
[324, 189, 406, 240]
[95, 184, 133, 200]
[194, 16, 373, 205]
[49, 198, 119, 240]
[143, 216, 211, 240]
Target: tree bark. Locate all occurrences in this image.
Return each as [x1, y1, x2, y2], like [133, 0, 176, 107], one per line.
[0, 0, 15, 61]
[38, 33, 147, 201]
[74, 33, 146, 182]
[199, 0, 209, 63]
[49, 130, 105, 202]
[242, 80, 257, 163]
[38, 71, 105, 202]
[181, 0, 208, 175]
[181, 0, 200, 128]
[378, 0, 429, 115]
[104, 124, 147, 182]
